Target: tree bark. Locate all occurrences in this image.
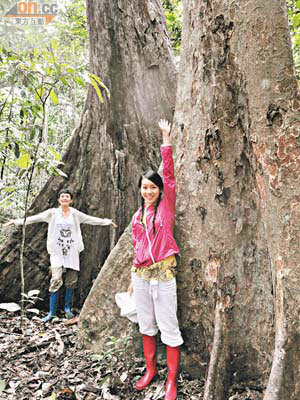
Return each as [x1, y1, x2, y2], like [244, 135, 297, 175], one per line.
[173, 0, 300, 397]
[0, 0, 176, 306]
[79, 226, 136, 350]
[79, 0, 300, 398]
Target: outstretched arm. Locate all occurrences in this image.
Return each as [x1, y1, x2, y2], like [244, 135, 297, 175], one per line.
[3, 220, 15, 227]
[75, 210, 117, 228]
[3, 209, 53, 227]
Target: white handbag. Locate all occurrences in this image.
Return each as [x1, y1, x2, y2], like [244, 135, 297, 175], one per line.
[115, 292, 138, 323]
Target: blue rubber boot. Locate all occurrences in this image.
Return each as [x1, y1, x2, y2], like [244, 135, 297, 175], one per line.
[42, 292, 58, 322]
[64, 288, 74, 319]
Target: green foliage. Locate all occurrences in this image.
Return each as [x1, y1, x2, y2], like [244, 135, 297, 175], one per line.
[287, 0, 300, 80]
[162, 0, 183, 55]
[88, 72, 110, 103]
[0, 302, 21, 312]
[0, 289, 41, 314]
[21, 289, 41, 314]
[0, 0, 107, 221]
[0, 40, 80, 185]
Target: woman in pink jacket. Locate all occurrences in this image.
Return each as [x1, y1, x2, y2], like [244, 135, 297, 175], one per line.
[129, 119, 183, 400]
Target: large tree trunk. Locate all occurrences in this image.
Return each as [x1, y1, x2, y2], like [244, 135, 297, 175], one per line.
[79, 0, 300, 398]
[0, 0, 176, 306]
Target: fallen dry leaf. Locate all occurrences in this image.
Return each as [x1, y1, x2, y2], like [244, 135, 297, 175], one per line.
[0, 311, 264, 400]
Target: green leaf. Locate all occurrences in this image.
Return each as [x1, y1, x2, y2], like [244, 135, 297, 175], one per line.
[27, 308, 40, 314]
[297, 0, 300, 10]
[18, 63, 29, 70]
[89, 76, 104, 103]
[49, 392, 57, 400]
[50, 89, 59, 105]
[16, 153, 31, 169]
[7, 55, 19, 61]
[35, 88, 45, 103]
[30, 128, 37, 141]
[54, 167, 68, 178]
[88, 73, 110, 99]
[74, 76, 85, 86]
[294, 34, 300, 47]
[28, 289, 40, 297]
[46, 67, 53, 76]
[50, 38, 58, 50]
[48, 146, 61, 161]
[0, 380, 6, 393]
[292, 13, 300, 29]
[4, 187, 15, 193]
[59, 77, 68, 85]
[67, 66, 76, 73]
[0, 303, 21, 312]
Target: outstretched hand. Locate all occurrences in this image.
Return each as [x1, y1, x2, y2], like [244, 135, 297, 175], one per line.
[3, 220, 15, 227]
[111, 221, 118, 229]
[158, 118, 171, 145]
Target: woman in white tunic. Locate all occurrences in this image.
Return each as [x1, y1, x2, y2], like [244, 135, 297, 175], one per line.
[4, 189, 117, 322]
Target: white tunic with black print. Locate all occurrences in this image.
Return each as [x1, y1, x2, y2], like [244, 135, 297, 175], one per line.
[51, 213, 79, 271]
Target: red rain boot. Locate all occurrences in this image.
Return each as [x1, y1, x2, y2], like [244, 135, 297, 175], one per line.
[164, 345, 180, 400]
[135, 335, 158, 390]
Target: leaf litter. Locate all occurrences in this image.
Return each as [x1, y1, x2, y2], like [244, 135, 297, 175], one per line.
[0, 311, 263, 399]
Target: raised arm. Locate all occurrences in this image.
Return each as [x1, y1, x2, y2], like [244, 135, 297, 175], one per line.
[158, 119, 176, 211]
[159, 118, 171, 146]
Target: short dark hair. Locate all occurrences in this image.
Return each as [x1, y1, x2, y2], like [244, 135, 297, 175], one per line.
[138, 170, 164, 190]
[58, 188, 73, 199]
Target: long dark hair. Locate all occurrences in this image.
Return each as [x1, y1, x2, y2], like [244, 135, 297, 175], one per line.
[138, 170, 163, 233]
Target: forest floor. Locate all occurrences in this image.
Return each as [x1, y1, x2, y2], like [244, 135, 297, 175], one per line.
[0, 311, 264, 400]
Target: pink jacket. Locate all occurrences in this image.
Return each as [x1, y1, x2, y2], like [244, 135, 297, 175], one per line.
[132, 145, 179, 267]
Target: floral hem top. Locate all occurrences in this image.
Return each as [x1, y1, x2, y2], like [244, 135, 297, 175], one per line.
[131, 255, 177, 281]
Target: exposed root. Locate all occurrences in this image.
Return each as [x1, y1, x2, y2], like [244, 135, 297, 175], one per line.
[203, 298, 229, 400]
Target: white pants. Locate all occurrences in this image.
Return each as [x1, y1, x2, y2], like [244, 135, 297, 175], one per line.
[132, 272, 183, 347]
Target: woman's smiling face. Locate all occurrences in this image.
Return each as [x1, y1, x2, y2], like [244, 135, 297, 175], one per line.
[58, 193, 72, 207]
[140, 178, 160, 206]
